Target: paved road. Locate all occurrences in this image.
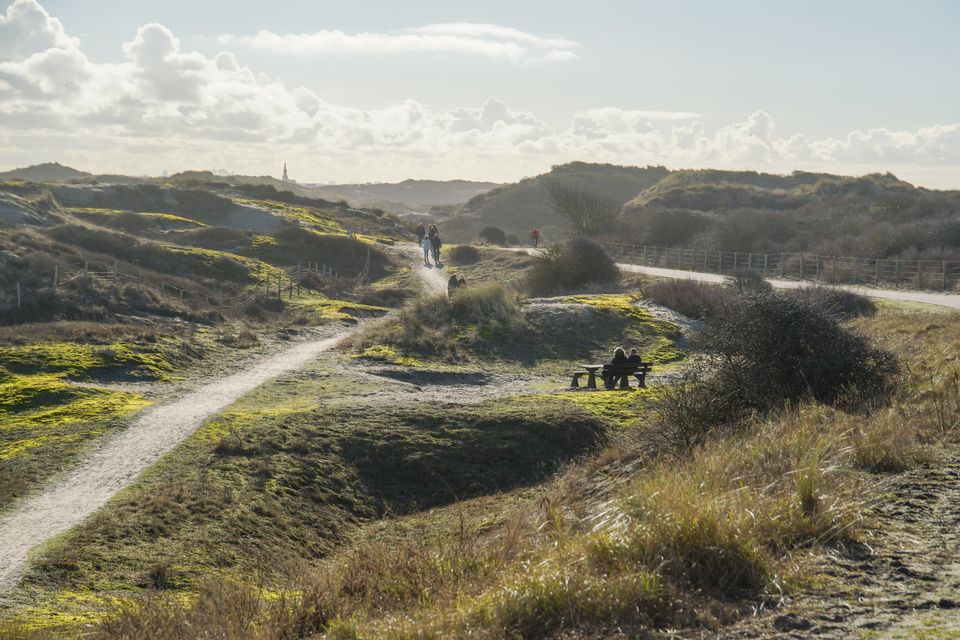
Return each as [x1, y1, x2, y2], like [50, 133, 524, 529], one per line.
[616, 262, 960, 310]
[501, 247, 960, 310]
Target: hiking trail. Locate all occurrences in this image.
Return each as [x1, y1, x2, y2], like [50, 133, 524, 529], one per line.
[0, 246, 450, 593]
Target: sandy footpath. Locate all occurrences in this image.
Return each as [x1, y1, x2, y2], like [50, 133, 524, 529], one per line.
[0, 246, 462, 593]
[0, 330, 350, 591]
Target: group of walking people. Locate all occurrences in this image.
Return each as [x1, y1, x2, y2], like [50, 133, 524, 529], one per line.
[416, 223, 442, 267]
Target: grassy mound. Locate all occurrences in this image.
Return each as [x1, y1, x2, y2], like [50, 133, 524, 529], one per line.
[445, 244, 481, 265]
[526, 238, 620, 296]
[351, 283, 527, 360]
[0, 337, 204, 509]
[4, 388, 608, 635]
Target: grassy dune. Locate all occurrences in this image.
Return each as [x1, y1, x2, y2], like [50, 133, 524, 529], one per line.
[1, 303, 946, 639]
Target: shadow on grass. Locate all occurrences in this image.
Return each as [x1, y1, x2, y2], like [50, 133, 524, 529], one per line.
[339, 404, 607, 515]
[367, 369, 490, 385]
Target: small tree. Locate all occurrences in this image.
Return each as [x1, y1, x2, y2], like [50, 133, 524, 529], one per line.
[543, 181, 620, 237]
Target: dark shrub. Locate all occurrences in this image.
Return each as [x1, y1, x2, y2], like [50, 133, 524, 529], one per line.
[725, 269, 772, 293]
[785, 285, 877, 318]
[478, 226, 508, 245]
[446, 245, 481, 266]
[358, 286, 410, 308]
[658, 292, 896, 446]
[644, 280, 735, 319]
[350, 284, 526, 360]
[526, 238, 620, 296]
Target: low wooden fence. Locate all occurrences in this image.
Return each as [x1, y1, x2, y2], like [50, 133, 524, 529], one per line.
[603, 243, 960, 291]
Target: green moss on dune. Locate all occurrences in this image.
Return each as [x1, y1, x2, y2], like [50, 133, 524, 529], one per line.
[292, 294, 390, 321]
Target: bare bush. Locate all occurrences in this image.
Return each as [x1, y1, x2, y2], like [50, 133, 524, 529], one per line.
[478, 226, 508, 245]
[544, 181, 620, 237]
[446, 244, 481, 265]
[526, 238, 620, 296]
[643, 280, 734, 319]
[785, 285, 877, 318]
[657, 292, 897, 447]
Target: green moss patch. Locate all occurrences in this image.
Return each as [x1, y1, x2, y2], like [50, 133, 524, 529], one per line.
[292, 294, 390, 321]
[6, 374, 607, 632]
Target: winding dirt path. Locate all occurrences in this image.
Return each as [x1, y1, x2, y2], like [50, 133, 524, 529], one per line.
[0, 330, 353, 591]
[407, 243, 449, 295]
[0, 245, 470, 593]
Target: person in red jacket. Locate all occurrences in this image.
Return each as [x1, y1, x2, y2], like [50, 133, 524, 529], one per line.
[531, 227, 541, 248]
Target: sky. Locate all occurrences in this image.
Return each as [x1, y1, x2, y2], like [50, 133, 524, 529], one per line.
[1, 0, 958, 187]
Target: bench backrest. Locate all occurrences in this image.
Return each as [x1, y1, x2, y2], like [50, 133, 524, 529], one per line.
[605, 362, 652, 374]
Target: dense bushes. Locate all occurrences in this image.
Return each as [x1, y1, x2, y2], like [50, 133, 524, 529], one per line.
[526, 238, 620, 296]
[658, 292, 896, 446]
[478, 226, 508, 245]
[445, 244, 481, 265]
[350, 284, 526, 360]
[643, 280, 734, 320]
[785, 285, 877, 318]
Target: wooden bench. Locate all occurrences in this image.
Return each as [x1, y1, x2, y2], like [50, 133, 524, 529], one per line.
[570, 362, 653, 389]
[603, 362, 654, 389]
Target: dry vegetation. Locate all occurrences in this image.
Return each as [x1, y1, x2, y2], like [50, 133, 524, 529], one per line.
[3, 291, 951, 640]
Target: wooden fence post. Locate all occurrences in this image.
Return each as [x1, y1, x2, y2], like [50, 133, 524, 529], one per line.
[113, 259, 119, 283]
[84, 261, 89, 280]
[875, 259, 880, 286]
[799, 253, 805, 280]
[779, 253, 785, 278]
[944, 261, 949, 290]
[895, 260, 901, 288]
[763, 254, 768, 277]
[16, 282, 21, 309]
[53, 265, 58, 288]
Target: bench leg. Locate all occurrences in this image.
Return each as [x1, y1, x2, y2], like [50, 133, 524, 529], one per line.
[587, 371, 597, 389]
[634, 372, 647, 388]
[619, 375, 630, 389]
[570, 373, 582, 388]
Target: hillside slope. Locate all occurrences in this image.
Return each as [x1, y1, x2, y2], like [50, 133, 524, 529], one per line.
[445, 162, 670, 241]
[619, 169, 960, 258]
[0, 163, 92, 183]
[0, 165, 499, 213]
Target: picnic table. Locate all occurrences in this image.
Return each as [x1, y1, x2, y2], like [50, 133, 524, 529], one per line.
[570, 364, 603, 389]
[570, 362, 653, 390]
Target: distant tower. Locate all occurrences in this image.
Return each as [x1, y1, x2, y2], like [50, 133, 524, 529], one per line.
[282, 163, 289, 181]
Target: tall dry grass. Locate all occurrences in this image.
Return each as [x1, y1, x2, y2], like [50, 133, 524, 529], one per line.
[77, 308, 960, 639]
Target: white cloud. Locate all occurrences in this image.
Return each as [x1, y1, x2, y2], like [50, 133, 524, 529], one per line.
[0, 0, 958, 187]
[218, 22, 579, 63]
[0, 0, 75, 61]
[409, 23, 578, 50]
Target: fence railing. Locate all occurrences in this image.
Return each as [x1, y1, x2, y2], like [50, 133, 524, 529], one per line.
[602, 243, 960, 292]
[0, 247, 372, 313]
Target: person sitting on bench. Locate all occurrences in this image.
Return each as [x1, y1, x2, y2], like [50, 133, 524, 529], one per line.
[627, 348, 641, 364]
[601, 347, 627, 386]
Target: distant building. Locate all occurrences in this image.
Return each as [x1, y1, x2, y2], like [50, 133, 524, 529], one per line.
[282, 163, 289, 182]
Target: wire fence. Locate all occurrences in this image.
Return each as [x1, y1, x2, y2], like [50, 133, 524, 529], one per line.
[603, 243, 960, 291]
[0, 246, 372, 313]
